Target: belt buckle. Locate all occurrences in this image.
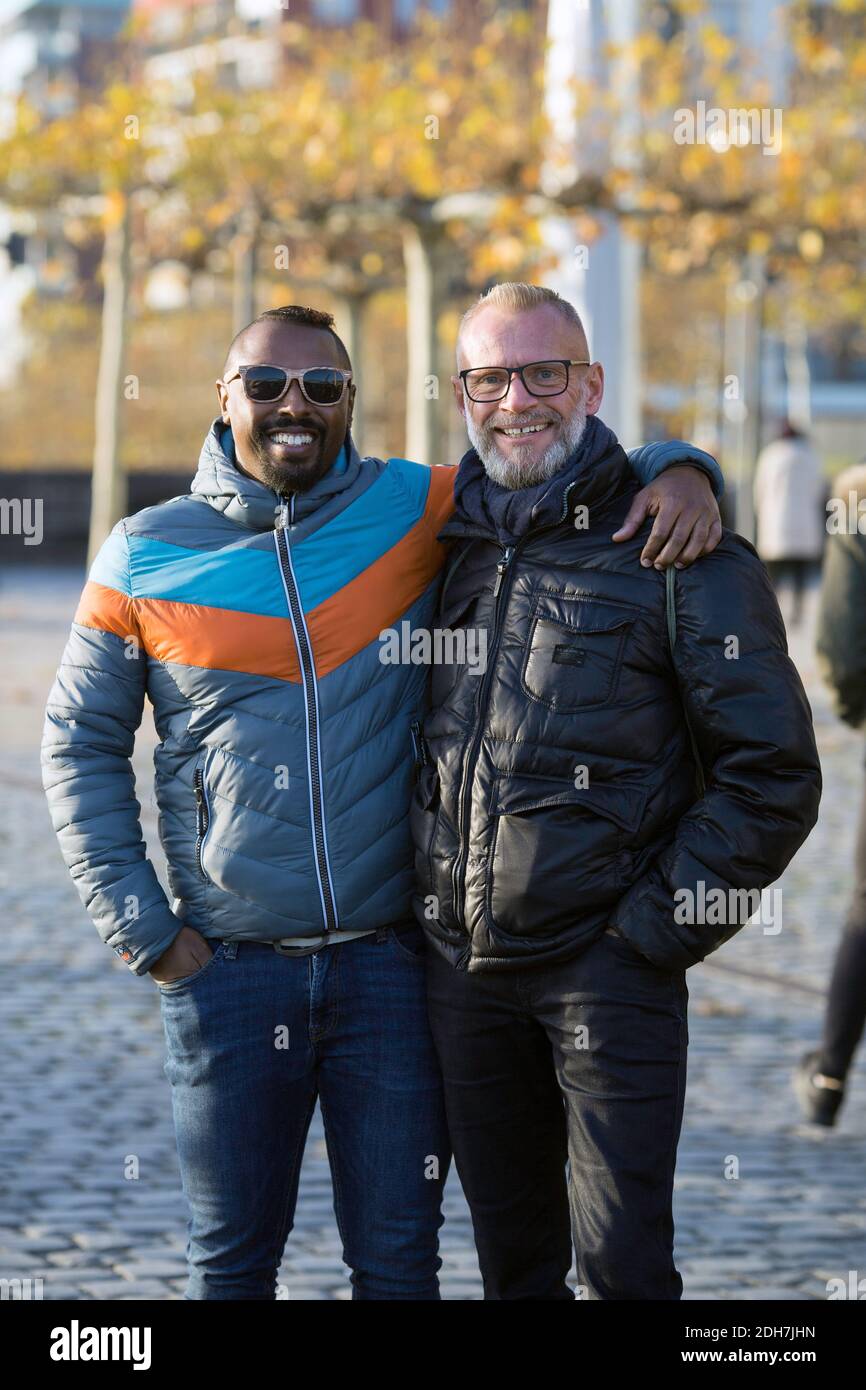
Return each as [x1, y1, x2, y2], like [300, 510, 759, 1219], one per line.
[272, 938, 327, 958]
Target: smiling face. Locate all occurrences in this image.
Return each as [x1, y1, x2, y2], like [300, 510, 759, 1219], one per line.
[453, 303, 604, 489]
[216, 319, 354, 497]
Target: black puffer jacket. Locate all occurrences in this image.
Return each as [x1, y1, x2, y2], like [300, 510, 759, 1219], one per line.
[410, 425, 822, 974]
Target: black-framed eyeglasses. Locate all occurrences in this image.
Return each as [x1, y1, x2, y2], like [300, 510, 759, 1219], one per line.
[459, 359, 591, 403]
[222, 363, 353, 406]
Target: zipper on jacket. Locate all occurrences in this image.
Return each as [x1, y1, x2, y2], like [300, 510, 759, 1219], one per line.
[193, 763, 210, 880]
[445, 445, 622, 956]
[410, 717, 430, 780]
[451, 542, 518, 935]
[492, 545, 515, 597]
[274, 498, 339, 933]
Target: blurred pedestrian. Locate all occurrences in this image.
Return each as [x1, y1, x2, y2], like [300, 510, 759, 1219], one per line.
[753, 421, 826, 627]
[798, 460, 866, 1126]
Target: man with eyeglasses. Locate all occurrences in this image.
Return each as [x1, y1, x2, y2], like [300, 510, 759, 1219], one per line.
[410, 282, 822, 1300]
[42, 301, 727, 1301]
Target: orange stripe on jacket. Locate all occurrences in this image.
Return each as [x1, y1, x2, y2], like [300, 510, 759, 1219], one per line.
[74, 581, 141, 643]
[134, 597, 301, 682]
[426, 465, 458, 536]
[306, 471, 453, 679]
[75, 580, 301, 682]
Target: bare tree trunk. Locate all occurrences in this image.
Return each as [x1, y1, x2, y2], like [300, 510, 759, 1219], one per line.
[723, 254, 765, 544]
[334, 291, 368, 450]
[232, 203, 260, 335]
[693, 312, 722, 455]
[401, 219, 441, 467]
[88, 191, 132, 568]
[784, 310, 812, 432]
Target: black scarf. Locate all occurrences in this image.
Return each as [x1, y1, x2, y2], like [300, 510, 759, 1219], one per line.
[450, 414, 628, 548]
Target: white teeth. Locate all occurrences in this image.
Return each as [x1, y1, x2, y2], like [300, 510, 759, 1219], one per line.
[270, 432, 314, 446]
[501, 424, 548, 436]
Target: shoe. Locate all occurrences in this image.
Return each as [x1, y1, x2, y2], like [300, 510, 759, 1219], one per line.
[794, 1049, 845, 1127]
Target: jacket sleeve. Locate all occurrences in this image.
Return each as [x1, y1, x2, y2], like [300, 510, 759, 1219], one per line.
[627, 440, 724, 499]
[609, 535, 822, 970]
[40, 522, 182, 977]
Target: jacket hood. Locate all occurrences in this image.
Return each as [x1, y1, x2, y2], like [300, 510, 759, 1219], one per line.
[190, 417, 365, 531]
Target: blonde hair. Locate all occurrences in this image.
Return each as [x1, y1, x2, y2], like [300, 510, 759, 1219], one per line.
[457, 283, 589, 363]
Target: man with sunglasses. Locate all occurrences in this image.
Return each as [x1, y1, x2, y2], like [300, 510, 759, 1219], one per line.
[411, 282, 822, 1300]
[42, 302, 726, 1301]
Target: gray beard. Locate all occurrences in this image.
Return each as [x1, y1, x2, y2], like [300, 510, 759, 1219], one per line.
[467, 399, 588, 490]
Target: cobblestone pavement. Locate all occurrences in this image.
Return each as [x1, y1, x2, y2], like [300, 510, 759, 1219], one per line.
[1, 565, 864, 1302]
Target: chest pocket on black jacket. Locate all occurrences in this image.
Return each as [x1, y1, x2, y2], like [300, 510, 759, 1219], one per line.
[521, 599, 635, 712]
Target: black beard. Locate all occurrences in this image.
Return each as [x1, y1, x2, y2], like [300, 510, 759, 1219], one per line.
[248, 429, 331, 496]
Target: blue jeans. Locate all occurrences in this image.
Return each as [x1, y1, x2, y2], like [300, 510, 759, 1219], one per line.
[158, 923, 450, 1299]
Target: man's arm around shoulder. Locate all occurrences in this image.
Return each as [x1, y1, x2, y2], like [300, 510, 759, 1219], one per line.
[621, 440, 724, 569]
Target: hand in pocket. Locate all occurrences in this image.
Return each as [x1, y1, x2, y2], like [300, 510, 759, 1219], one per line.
[149, 926, 214, 985]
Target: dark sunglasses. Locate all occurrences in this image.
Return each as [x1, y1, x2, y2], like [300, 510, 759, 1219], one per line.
[222, 363, 353, 406]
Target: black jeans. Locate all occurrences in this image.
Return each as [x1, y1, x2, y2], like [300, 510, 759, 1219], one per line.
[426, 926, 689, 1300]
[820, 751, 866, 1081]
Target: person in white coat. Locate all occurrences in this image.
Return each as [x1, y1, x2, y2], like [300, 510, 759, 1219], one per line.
[753, 422, 827, 626]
